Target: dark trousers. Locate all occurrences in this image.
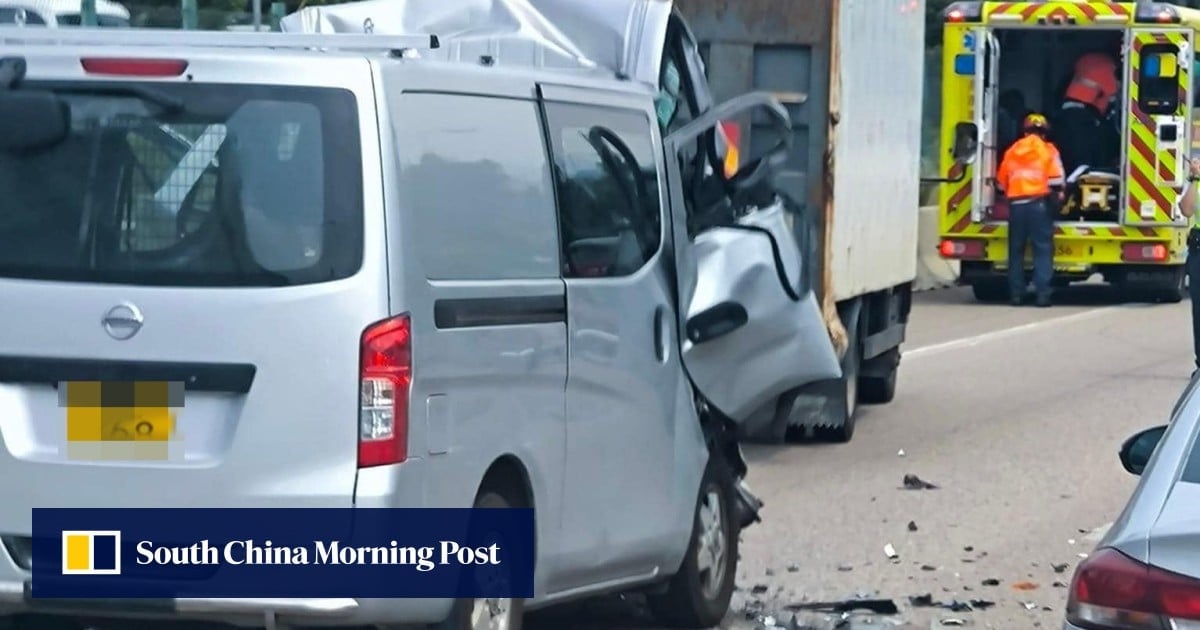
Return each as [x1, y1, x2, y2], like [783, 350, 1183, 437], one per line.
[1008, 197, 1054, 300]
[1188, 232, 1200, 369]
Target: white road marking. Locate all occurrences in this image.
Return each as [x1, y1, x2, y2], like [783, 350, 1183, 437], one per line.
[905, 306, 1136, 359]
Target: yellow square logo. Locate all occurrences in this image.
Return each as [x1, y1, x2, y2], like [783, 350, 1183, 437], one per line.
[61, 530, 121, 575]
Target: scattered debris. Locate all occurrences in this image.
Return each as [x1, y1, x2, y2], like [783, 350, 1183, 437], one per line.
[1022, 602, 1037, 611]
[898, 449, 906, 457]
[1012, 581, 1039, 591]
[903, 474, 939, 490]
[1053, 581, 1068, 588]
[1068, 539, 1077, 545]
[908, 521, 919, 532]
[940, 619, 966, 626]
[1052, 563, 1070, 573]
[884, 544, 899, 560]
[838, 564, 854, 572]
[788, 563, 801, 573]
[921, 564, 938, 571]
[908, 594, 991, 613]
[1078, 552, 1089, 559]
[766, 568, 776, 577]
[786, 598, 900, 615]
[963, 546, 974, 552]
[752, 584, 770, 594]
[981, 578, 1000, 587]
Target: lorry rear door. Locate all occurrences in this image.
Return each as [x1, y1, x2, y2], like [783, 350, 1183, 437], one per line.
[971, 27, 1000, 223]
[1125, 27, 1194, 227]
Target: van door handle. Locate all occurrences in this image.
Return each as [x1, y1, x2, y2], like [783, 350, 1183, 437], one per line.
[653, 305, 668, 363]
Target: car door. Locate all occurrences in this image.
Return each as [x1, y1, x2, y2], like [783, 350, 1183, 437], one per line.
[538, 84, 687, 590]
[662, 92, 841, 425]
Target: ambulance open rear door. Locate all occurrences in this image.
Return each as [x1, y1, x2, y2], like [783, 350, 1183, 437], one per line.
[1124, 24, 1194, 228]
[971, 27, 1000, 223]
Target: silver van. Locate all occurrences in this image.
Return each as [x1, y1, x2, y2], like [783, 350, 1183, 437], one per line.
[0, 1, 836, 628]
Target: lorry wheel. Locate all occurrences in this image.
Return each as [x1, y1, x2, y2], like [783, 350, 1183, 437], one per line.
[971, 280, 1008, 303]
[816, 329, 860, 443]
[427, 490, 525, 630]
[858, 349, 899, 405]
[648, 452, 738, 628]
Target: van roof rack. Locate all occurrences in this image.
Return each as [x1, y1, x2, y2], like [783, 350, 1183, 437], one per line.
[0, 26, 440, 54]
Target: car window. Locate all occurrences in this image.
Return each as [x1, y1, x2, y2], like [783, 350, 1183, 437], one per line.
[542, 102, 662, 278]
[394, 92, 560, 281]
[55, 13, 129, 26]
[0, 8, 46, 24]
[0, 83, 363, 287]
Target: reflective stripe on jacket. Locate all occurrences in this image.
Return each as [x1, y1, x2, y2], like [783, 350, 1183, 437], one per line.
[997, 135, 1065, 199]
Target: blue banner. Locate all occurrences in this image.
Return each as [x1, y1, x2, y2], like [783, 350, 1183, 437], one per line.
[30, 508, 535, 599]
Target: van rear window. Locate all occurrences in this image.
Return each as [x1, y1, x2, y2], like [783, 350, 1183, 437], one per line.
[0, 82, 363, 287]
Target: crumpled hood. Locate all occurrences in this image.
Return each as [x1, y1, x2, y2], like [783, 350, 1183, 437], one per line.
[280, 0, 673, 89]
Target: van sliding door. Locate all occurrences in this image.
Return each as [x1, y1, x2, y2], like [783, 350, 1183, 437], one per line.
[971, 27, 1000, 223]
[1125, 28, 1194, 227]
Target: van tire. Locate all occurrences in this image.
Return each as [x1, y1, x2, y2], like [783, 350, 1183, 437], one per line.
[427, 491, 525, 630]
[647, 452, 738, 628]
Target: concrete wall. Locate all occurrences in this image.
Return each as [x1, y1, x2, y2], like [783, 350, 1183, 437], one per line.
[913, 204, 960, 291]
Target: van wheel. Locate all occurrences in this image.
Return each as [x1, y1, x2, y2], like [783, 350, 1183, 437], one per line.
[428, 491, 525, 630]
[647, 453, 738, 628]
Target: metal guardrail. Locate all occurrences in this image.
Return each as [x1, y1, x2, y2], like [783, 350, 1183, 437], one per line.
[0, 25, 441, 52]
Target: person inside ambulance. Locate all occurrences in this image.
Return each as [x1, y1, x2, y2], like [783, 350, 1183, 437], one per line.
[996, 113, 1065, 308]
[1052, 52, 1121, 177]
[997, 90, 1031, 157]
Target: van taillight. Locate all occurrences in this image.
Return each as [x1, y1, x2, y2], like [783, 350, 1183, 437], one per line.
[358, 314, 411, 468]
[80, 58, 188, 77]
[1066, 547, 1200, 627]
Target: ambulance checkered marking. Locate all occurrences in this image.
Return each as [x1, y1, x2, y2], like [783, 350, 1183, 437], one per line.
[984, 1, 1130, 25]
[1126, 31, 1189, 226]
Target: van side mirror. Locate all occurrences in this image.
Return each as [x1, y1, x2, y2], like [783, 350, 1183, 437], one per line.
[0, 91, 70, 153]
[952, 122, 978, 165]
[1119, 425, 1167, 475]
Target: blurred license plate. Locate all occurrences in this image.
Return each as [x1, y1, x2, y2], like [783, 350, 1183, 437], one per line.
[60, 381, 182, 460]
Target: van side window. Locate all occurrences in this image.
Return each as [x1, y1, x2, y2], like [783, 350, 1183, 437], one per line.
[543, 103, 662, 278]
[396, 93, 560, 281]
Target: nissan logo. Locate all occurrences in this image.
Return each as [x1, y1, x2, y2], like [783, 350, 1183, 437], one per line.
[102, 303, 144, 341]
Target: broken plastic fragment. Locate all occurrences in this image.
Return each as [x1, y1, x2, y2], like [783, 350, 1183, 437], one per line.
[787, 599, 899, 615]
[903, 474, 939, 490]
[1012, 581, 1038, 591]
[884, 543, 898, 559]
[908, 521, 919, 532]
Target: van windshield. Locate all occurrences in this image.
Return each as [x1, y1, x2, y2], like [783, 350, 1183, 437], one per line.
[0, 82, 364, 287]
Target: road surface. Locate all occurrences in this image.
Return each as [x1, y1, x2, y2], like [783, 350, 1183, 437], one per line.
[529, 283, 1194, 629]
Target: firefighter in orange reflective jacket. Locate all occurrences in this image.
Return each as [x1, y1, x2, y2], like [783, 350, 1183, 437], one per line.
[996, 113, 1065, 307]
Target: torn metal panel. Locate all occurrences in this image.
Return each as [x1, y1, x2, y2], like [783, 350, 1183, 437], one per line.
[280, 0, 674, 89]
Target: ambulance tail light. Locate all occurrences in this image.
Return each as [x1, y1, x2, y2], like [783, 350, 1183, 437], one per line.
[1134, 2, 1181, 24]
[939, 239, 986, 259]
[1121, 242, 1169, 262]
[943, 1, 982, 23]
